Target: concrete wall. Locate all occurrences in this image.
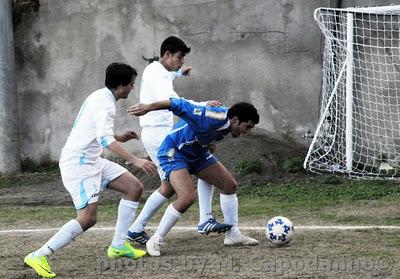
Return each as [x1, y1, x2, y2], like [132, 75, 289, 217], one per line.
[0, 0, 20, 172]
[12, 0, 396, 164]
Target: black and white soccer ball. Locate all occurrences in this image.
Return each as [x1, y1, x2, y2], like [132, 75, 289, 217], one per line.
[266, 216, 294, 245]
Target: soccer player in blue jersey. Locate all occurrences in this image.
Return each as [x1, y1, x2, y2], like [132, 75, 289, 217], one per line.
[128, 97, 260, 256]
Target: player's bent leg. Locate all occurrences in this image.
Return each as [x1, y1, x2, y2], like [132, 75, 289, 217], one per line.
[197, 179, 215, 224]
[158, 180, 175, 198]
[146, 169, 194, 256]
[195, 163, 235, 235]
[128, 181, 174, 245]
[76, 203, 98, 231]
[25, 205, 92, 277]
[196, 162, 237, 195]
[107, 173, 146, 257]
[169, 169, 197, 213]
[197, 163, 258, 246]
[108, 171, 143, 201]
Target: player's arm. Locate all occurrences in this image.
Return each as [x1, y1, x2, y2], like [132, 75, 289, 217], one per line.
[114, 131, 139, 142]
[128, 100, 171, 116]
[95, 104, 156, 174]
[128, 98, 208, 130]
[173, 65, 192, 79]
[107, 141, 156, 174]
[128, 98, 200, 123]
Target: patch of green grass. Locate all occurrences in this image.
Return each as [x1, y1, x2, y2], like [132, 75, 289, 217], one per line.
[0, 162, 60, 188]
[1, 176, 400, 227]
[234, 159, 262, 175]
[282, 157, 304, 173]
[20, 158, 60, 173]
[234, 178, 400, 224]
[0, 206, 75, 224]
[0, 171, 60, 188]
[238, 178, 400, 203]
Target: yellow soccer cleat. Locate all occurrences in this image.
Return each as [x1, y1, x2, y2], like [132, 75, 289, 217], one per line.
[107, 242, 147, 259]
[24, 252, 56, 278]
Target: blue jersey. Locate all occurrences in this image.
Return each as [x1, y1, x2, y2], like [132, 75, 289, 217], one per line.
[159, 97, 230, 162]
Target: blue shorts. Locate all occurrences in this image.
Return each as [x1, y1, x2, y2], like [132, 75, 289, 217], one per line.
[158, 148, 217, 181]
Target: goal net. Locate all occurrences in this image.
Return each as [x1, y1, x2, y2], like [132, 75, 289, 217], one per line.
[304, 5, 400, 179]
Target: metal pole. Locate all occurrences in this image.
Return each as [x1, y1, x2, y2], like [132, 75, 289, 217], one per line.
[345, 12, 354, 172]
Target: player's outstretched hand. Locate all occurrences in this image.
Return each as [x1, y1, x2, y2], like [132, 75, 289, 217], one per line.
[128, 103, 149, 116]
[133, 158, 157, 174]
[206, 100, 222, 107]
[181, 65, 192, 76]
[116, 131, 139, 142]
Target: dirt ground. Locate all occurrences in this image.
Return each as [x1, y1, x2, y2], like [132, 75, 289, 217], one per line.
[1, 228, 398, 279]
[2, 134, 398, 278]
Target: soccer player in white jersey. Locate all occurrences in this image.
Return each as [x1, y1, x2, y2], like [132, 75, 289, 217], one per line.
[128, 36, 231, 245]
[24, 63, 157, 278]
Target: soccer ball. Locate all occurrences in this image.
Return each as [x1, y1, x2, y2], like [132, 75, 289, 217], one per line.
[266, 216, 294, 245]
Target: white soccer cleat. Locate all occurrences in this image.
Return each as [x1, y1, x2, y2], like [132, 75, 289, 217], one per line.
[146, 234, 165, 256]
[224, 234, 259, 246]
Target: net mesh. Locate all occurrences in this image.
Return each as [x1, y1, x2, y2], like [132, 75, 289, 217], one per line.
[305, 6, 400, 179]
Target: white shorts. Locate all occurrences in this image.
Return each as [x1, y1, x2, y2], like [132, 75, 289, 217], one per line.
[59, 157, 127, 210]
[141, 126, 171, 178]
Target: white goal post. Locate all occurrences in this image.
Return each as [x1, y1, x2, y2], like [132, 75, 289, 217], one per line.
[304, 5, 400, 179]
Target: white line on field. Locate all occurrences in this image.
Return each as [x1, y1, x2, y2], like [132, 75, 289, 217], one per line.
[1, 225, 400, 234]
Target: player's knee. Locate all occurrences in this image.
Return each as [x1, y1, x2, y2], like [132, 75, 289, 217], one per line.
[185, 192, 197, 206]
[159, 185, 174, 198]
[177, 192, 196, 210]
[187, 192, 197, 205]
[224, 179, 238, 194]
[78, 215, 97, 231]
[88, 216, 97, 228]
[133, 180, 144, 194]
[127, 180, 143, 199]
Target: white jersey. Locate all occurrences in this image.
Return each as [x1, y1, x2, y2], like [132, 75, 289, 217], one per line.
[139, 61, 179, 128]
[60, 87, 116, 165]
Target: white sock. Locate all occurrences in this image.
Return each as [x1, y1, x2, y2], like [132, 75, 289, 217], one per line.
[220, 193, 241, 237]
[155, 204, 182, 239]
[34, 219, 83, 257]
[197, 179, 214, 224]
[112, 199, 139, 247]
[129, 190, 168, 233]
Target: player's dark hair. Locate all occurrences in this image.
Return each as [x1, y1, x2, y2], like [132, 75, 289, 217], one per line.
[227, 102, 260, 124]
[105, 63, 137, 89]
[160, 36, 191, 57]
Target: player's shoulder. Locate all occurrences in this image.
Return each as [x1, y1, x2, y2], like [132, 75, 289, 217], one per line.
[143, 61, 162, 76]
[88, 88, 115, 108]
[204, 106, 228, 121]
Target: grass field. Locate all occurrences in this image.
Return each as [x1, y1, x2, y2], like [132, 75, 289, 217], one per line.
[0, 169, 399, 278]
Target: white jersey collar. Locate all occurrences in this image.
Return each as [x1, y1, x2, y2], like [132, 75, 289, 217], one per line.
[153, 61, 175, 79]
[105, 87, 117, 104]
